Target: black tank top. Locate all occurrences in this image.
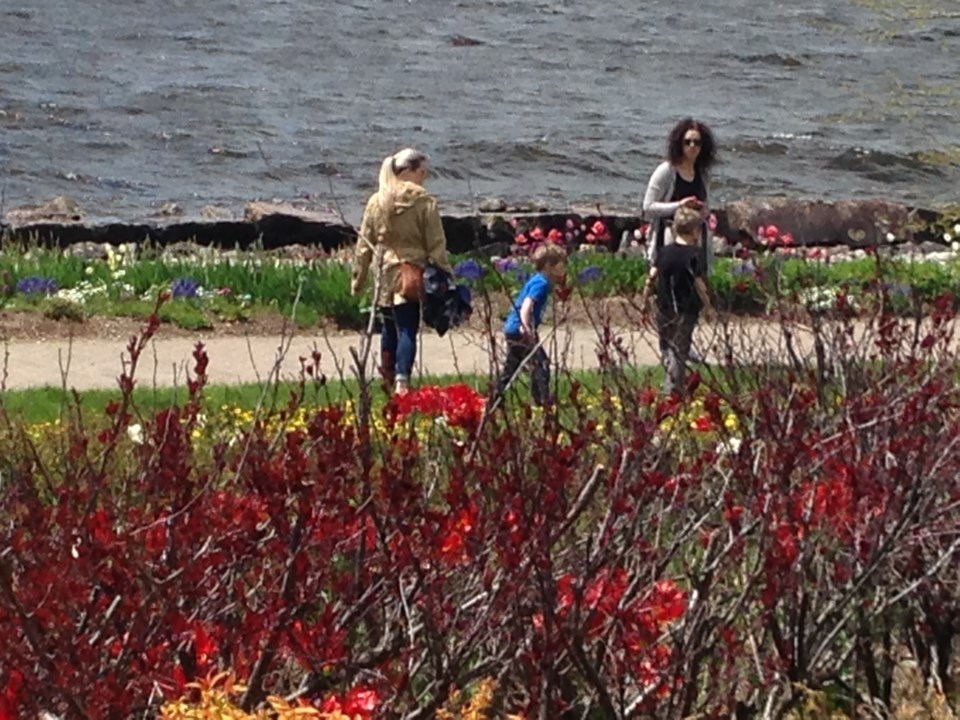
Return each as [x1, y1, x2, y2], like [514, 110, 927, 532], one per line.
[671, 170, 705, 203]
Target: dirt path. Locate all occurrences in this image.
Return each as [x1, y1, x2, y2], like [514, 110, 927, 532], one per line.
[0, 320, 826, 391]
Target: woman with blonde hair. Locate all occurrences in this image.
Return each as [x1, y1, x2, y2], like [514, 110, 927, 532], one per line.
[351, 148, 452, 395]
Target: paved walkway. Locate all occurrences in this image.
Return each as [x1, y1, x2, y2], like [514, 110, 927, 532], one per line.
[5, 323, 832, 390]
[0, 320, 864, 391]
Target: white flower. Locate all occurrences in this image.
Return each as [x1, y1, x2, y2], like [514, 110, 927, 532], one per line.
[85, 265, 94, 275]
[885, 232, 896, 243]
[954, 223, 960, 235]
[718, 437, 742, 456]
[952, 241, 960, 254]
[111, 269, 125, 280]
[127, 423, 144, 445]
[945, 233, 953, 243]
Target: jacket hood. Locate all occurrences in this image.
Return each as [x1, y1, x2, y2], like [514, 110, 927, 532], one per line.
[391, 181, 428, 215]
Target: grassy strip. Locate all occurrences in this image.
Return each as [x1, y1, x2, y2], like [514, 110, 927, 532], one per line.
[0, 365, 672, 426]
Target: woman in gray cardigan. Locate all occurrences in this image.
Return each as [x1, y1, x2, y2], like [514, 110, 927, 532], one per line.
[642, 118, 717, 271]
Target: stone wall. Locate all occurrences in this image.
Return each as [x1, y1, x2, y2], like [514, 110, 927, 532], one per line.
[1, 195, 953, 257]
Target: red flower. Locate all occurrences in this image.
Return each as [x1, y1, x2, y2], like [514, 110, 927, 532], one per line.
[638, 388, 658, 406]
[691, 415, 715, 432]
[650, 579, 687, 624]
[515, 232, 528, 245]
[529, 226, 545, 242]
[391, 384, 486, 428]
[590, 220, 611, 241]
[343, 686, 380, 717]
[547, 227, 564, 244]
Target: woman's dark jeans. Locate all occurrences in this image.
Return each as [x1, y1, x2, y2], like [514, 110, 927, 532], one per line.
[380, 302, 420, 382]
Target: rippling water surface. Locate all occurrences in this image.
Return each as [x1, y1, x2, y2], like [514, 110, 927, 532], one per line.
[1, 0, 958, 222]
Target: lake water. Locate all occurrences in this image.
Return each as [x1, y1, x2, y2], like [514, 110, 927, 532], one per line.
[1, 0, 958, 224]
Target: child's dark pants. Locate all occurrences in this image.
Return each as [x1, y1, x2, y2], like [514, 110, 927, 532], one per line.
[495, 333, 551, 406]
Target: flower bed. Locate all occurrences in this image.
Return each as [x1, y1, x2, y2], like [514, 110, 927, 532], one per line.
[4, 239, 960, 333]
[1, 307, 959, 718]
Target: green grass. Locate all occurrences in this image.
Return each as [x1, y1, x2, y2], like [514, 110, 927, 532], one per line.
[0, 366, 671, 426]
[1, 378, 354, 426]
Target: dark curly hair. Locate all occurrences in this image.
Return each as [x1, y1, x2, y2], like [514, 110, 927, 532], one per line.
[666, 118, 717, 172]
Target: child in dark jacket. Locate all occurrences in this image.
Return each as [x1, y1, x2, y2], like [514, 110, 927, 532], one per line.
[494, 243, 568, 406]
[641, 205, 715, 396]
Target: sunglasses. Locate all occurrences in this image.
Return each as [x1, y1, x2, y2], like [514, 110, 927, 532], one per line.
[684, 138, 702, 147]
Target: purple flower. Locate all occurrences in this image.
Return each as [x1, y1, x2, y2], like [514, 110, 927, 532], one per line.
[731, 261, 755, 276]
[170, 277, 200, 299]
[493, 257, 518, 273]
[454, 259, 484, 282]
[16, 275, 59, 296]
[577, 265, 604, 284]
[882, 282, 910, 297]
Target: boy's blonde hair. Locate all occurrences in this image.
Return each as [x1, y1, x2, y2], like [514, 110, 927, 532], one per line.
[531, 243, 567, 271]
[673, 205, 703, 240]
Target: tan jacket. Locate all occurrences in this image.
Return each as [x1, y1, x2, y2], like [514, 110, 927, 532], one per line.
[350, 181, 452, 307]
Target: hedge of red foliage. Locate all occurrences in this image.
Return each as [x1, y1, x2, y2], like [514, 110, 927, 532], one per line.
[1, 306, 960, 718]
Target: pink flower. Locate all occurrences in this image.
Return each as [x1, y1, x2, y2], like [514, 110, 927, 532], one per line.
[565, 218, 576, 229]
[529, 227, 545, 242]
[547, 228, 564, 244]
[763, 225, 780, 240]
[515, 232, 528, 245]
[590, 220, 610, 240]
[780, 232, 795, 246]
[708, 213, 718, 232]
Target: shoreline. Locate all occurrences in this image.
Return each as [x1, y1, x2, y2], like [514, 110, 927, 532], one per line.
[0, 194, 954, 257]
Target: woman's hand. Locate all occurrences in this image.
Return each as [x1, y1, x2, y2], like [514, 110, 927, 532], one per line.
[679, 195, 703, 209]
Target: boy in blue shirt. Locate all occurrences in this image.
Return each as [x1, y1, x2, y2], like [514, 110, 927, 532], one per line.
[494, 243, 568, 406]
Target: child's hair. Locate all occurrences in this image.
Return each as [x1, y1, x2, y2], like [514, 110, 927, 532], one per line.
[673, 205, 703, 239]
[531, 243, 568, 271]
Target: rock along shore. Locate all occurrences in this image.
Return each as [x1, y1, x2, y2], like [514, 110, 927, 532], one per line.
[0, 195, 955, 258]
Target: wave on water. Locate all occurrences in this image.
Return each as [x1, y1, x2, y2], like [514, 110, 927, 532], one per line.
[441, 140, 636, 181]
[738, 53, 805, 67]
[827, 147, 947, 182]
